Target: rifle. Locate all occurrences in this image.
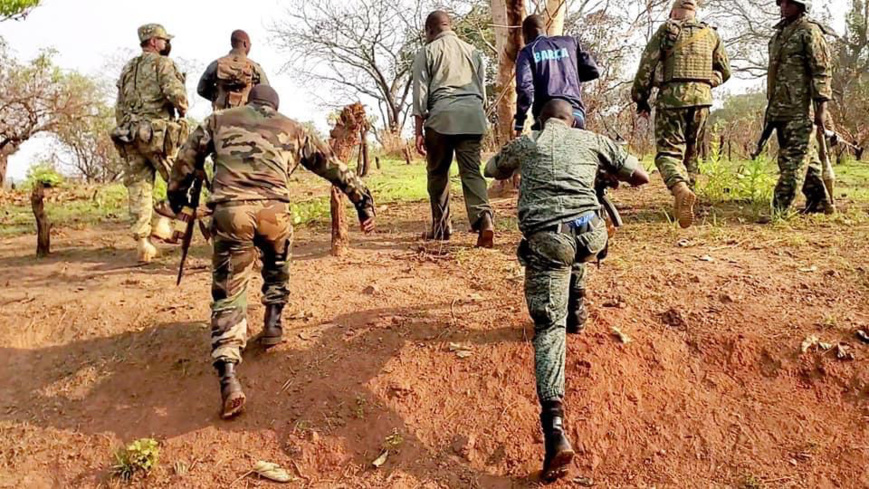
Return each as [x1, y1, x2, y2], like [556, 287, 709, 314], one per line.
[752, 107, 775, 161]
[595, 168, 623, 229]
[175, 172, 205, 286]
[816, 119, 836, 205]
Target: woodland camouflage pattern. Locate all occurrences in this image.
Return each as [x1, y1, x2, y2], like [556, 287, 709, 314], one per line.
[114, 49, 188, 239]
[486, 120, 634, 402]
[767, 14, 833, 211]
[631, 19, 730, 109]
[169, 103, 372, 364]
[655, 107, 709, 189]
[170, 104, 370, 205]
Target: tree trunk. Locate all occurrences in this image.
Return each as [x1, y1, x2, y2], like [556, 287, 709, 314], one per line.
[543, 0, 566, 35]
[0, 153, 7, 189]
[492, 0, 525, 146]
[358, 128, 370, 177]
[330, 186, 349, 256]
[31, 182, 51, 257]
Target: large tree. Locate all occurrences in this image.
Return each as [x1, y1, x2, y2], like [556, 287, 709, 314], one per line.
[0, 44, 92, 186]
[272, 0, 432, 134]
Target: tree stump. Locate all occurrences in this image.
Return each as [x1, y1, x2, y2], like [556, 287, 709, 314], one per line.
[31, 181, 51, 257]
[328, 102, 368, 256]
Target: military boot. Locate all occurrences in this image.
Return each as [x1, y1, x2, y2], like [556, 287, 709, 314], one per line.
[671, 182, 697, 229]
[136, 237, 158, 264]
[216, 360, 245, 419]
[566, 289, 588, 335]
[540, 399, 574, 482]
[260, 304, 284, 347]
[476, 213, 495, 249]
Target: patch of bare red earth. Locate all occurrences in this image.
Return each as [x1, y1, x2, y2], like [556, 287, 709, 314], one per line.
[1, 189, 868, 488]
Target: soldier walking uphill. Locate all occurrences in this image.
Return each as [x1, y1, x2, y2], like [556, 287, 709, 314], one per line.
[632, 0, 731, 228]
[167, 86, 376, 419]
[112, 24, 188, 263]
[197, 30, 270, 111]
[412, 10, 495, 247]
[765, 0, 835, 215]
[486, 100, 650, 482]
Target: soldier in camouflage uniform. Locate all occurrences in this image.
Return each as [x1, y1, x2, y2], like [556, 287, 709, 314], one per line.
[112, 24, 188, 263]
[168, 86, 375, 419]
[632, 0, 731, 228]
[485, 100, 649, 482]
[765, 0, 834, 214]
[197, 30, 270, 111]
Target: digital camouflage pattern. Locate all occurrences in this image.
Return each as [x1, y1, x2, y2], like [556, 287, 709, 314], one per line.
[485, 119, 639, 235]
[655, 106, 709, 189]
[766, 15, 833, 211]
[210, 201, 293, 364]
[169, 102, 372, 364]
[137, 23, 174, 43]
[170, 104, 370, 206]
[114, 49, 188, 239]
[773, 118, 829, 210]
[197, 49, 270, 111]
[767, 15, 831, 122]
[518, 226, 607, 402]
[632, 19, 730, 109]
[486, 120, 631, 403]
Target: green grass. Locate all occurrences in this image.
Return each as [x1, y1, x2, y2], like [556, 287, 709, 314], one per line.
[0, 157, 450, 235]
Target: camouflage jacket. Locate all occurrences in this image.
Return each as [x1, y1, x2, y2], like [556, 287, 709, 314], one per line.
[767, 15, 832, 121]
[115, 52, 188, 125]
[169, 104, 371, 206]
[484, 119, 640, 235]
[632, 19, 731, 109]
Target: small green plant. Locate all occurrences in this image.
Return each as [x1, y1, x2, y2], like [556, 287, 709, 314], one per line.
[25, 162, 64, 188]
[697, 133, 736, 203]
[735, 156, 775, 204]
[113, 438, 159, 481]
[354, 395, 367, 419]
[739, 474, 765, 489]
[383, 430, 404, 451]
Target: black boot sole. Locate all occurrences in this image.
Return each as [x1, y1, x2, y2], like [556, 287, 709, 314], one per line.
[259, 335, 283, 347]
[542, 448, 575, 482]
[221, 391, 246, 419]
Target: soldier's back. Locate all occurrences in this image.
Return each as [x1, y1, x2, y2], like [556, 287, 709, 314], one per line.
[117, 52, 180, 121]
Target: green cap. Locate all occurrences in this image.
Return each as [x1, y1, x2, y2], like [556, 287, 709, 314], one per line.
[137, 24, 174, 43]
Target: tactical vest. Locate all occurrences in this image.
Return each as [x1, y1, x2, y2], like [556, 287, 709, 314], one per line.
[214, 53, 255, 110]
[662, 20, 716, 84]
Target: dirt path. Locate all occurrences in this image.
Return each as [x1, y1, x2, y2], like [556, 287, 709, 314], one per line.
[1, 185, 868, 488]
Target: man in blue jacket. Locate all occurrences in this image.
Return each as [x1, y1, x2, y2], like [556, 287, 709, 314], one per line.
[513, 15, 600, 136]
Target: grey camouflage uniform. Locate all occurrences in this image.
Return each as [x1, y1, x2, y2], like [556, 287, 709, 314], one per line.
[485, 120, 640, 401]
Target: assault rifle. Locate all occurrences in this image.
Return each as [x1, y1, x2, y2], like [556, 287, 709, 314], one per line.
[595, 168, 623, 229]
[176, 171, 206, 286]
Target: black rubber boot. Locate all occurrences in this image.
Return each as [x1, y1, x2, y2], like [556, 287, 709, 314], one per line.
[216, 360, 245, 419]
[540, 400, 574, 482]
[260, 304, 284, 347]
[566, 289, 588, 335]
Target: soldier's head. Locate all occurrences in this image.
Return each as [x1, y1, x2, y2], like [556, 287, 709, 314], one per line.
[522, 15, 546, 44]
[138, 23, 173, 56]
[231, 30, 252, 55]
[425, 11, 452, 42]
[777, 0, 808, 19]
[670, 0, 698, 20]
[249, 85, 280, 111]
[540, 99, 574, 128]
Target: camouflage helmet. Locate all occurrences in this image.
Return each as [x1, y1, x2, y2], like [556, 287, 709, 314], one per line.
[776, 0, 812, 11]
[137, 24, 174, 43]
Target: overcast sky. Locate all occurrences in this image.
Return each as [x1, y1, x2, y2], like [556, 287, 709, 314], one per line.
[0, 0, 851, 182]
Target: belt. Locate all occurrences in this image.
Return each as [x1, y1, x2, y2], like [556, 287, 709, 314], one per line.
[538, 212, 599, 234]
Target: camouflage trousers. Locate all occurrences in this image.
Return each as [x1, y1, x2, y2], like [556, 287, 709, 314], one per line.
[654, 107, 709, 189]
[518, 217, 607, 402]
[210, 201, 293, 364]
[118, 143, 173, 240]
[772, 118, 830, 212]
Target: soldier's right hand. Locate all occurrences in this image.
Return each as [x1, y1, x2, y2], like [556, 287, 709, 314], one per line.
[415, 135, 427, 157]
[359, 216, 375, 234]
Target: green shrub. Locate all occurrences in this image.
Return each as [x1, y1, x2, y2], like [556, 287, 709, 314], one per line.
[113, 438, 159, 481]
[24, 162, 64, 188]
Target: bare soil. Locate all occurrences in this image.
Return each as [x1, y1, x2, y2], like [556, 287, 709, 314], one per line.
[1, 181, 868, 488]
